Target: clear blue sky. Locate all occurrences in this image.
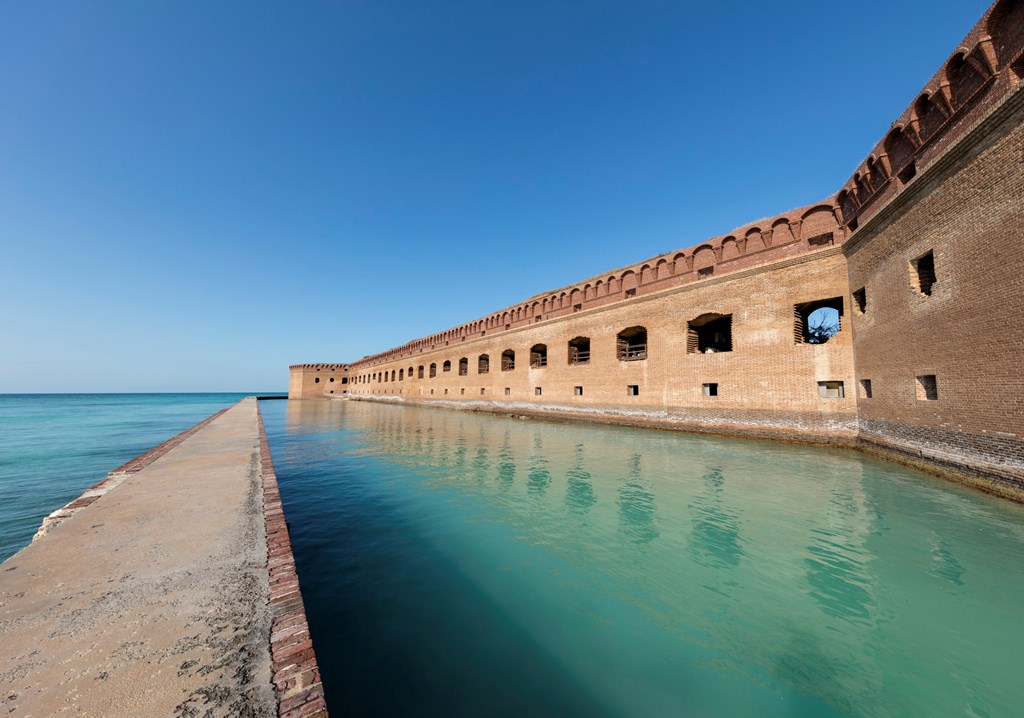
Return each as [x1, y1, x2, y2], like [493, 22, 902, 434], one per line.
[0, 1, 991, 392]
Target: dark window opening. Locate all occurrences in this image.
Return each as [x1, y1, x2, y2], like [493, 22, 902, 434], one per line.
[429, 363, 437, 378]
[458, 357, 468, 376]
[911, 251, 936, 296]
[817, 381, 845, 399]
[391, 370, 396, 381]
[574, 386, 583, 396]
[418, 366, 425, 379]
[505, 387, 511, 396]
[848, 217, 859, 231]
[443, 360, 451, 373]
[444, 389, 448, 395]
[687, 314, 733, 353]
[329, 377, 335, 382]
[314, 377, 320, 383]
[626, 385, 639, 396]
[530, 344, 548, 368]
[478, 354, 490, 374]
[461, 388, 465, 395]
[624, 288, 636, 298]
[568, 336, 591, 365]
[807, 232, 834, 247]
[853, 288, 867, 314]
[703, 383, 718, 397]
[859, 379, 873, 399]
[535, 387, 542, 396]
[1013, 55, 1024, 83]
[617, 326, 648, 361]
[399, 370, 404, 381]
[501, 349, 515, 371]
[916, 375, 938, 401]
[481, 388, 486, 395]
[573, 304, 582, 313]
[697, 267, 714, 279]
[795, 297, 843, 344]
[897, 161, 917, 184]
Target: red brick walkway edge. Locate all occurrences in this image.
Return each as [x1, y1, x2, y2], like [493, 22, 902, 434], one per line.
[257, 404, 329, 718]
[34, 406, 232, 541]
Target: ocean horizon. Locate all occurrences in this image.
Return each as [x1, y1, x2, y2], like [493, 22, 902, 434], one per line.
[0, 392, 285, 562]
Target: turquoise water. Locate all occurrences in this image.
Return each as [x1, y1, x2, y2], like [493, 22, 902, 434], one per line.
[0, 393, 272, 562]
[262, 399, 1024, 718]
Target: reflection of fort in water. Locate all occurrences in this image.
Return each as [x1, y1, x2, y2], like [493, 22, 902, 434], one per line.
[281, 392, 1022, 717]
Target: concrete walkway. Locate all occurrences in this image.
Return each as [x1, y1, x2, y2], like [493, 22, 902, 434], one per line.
[0, 398, 276, 717]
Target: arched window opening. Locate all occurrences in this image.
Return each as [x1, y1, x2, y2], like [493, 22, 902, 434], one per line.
[617, 326, 648, 361]
[418, 365, 425, 379]
[866, 157, 887, 190]
[458, 357, 468, 376]
[568, 336, 590, 365]
[687, 314, 733, 353]
[443, 360, 451, 373]
[501, 349, 515, 371]
[884, 128, 917, 184]
[989, 0, 1024, 71]
[947, 53, 987, 110]
[429, 363, 437, 378]
[795, 297, 843, 344]
[478, 354, 490, 374]
[530, 344, 548, 368]
[915, 95, 946, 142]
[399, 369, 404, 381]
[391, 370, 396, 381]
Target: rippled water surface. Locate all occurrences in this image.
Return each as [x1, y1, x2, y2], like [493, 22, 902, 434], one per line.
[262, 400, 1024, 718]
[0, 393, 264, 561]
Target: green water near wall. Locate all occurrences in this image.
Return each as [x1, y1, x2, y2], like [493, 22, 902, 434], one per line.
[262, 399, 1024, 717]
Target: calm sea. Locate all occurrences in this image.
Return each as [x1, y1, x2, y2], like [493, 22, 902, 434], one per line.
[262, 398, 1024, 718]
[0, 393, 276, 561]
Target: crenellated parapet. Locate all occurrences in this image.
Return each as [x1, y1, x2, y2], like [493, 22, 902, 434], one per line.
[837, 0, 1024, 232]
[344, 199, 844, 372]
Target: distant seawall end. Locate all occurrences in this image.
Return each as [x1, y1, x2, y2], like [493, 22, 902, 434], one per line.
[0, 398, 327, 718]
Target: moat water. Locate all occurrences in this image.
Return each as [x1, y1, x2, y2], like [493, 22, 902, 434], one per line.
[261, 399, 1024, 718]
[0, 393, 267, 561]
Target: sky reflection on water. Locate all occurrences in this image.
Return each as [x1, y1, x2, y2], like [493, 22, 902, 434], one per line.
[264, 399, 1024, 718]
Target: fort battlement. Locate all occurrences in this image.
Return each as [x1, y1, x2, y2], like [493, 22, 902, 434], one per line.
[291, 0, 1024, 499]
[838, 0, 1024, 231]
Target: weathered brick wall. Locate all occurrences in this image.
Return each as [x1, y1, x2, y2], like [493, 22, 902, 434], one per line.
[289, 364, 350, 399]
[845, 83, 1024, 489]
[336, 248, 858, 442]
